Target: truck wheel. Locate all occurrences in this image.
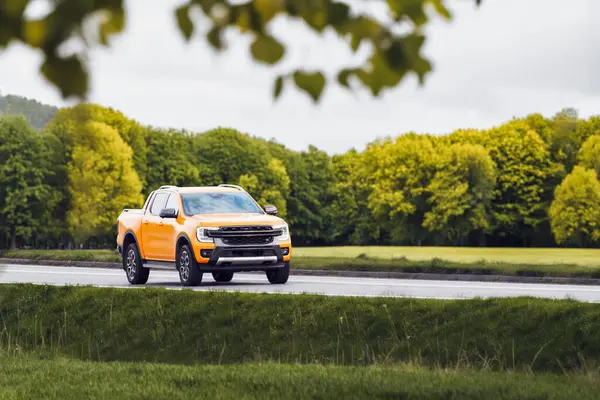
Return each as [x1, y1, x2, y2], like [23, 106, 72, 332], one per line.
[212, 271, 234, 283]
[266, 261, 290, 284]
[178, 244, 203, 286]
[124, 242, 149, 285]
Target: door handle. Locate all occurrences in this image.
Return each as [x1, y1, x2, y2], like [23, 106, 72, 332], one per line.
[143, 221, 149, 225]
[159, 221, 164, 226]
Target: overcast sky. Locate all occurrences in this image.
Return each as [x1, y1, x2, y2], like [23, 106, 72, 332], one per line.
[1, 0, 599, 154]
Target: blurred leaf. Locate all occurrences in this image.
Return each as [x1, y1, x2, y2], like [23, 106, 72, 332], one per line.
[40, 55, 88, 99]
[337, 69, 354, 89]
[293, 71, 326, 103]
[207, 26, 224, 50]
[175, 4, 195, 41]
[253, 0, 283, 24]
[251, 34, 284, 65]
[429, 0, 452, 19]
[23, 19, 47, 48]
[274, 75, 284, 99]
[386, 0, 428, 25]
[99, 9, 126, 46]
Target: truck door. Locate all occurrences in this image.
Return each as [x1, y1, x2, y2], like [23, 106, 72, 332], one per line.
[154, 193, 180, 261]
[141, 191, 169, 260]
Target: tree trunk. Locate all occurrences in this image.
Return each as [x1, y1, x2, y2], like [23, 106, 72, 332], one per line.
[10, 229, 17, 250]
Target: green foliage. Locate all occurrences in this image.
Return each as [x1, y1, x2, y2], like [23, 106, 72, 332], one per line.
[449, 122, 563, 244]
[365, 134, 440, 244]
[66, 121, 144, 243]
[578, 135, 600, 177]
[549, 166, 600, 247]
[423, 143, 496, 244]
[4, 92, 600, 249]
[0, 115, 59, 249]
[2, 356, 600, 400]
[0, 0, 480, 101]
[144, 128, 202, 193]
[0, 93, 58, 129]
[44, 104, 149, 188]
[328, 150, 380, 245]
[3, 284, 600, 373]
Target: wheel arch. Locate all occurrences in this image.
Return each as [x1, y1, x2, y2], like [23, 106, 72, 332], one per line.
[176, 233, 193, 254]
[122, 231, 142, 267]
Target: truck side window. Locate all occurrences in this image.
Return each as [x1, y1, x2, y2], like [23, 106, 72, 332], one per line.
[165, 194, 180, 213]
[149, 193, 169, 216]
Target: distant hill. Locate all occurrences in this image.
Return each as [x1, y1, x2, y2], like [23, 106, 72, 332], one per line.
[0, 93, 59, 130]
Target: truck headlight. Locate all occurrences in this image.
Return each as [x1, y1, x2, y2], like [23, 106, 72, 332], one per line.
[196, 227, 218, 243]
[273, 224, 290, 241]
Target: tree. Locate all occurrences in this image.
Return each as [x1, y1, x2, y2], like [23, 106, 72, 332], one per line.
[578, 135, 600, 177]
[327, 149, 381, 245]
[0, 115, 56, 249]
[44, 104, 149, 188]
[239, 158, 291, 217]
[144, 128, 203, 193]
[0, 93, 59, 129]
[364, 134, 439, 244]
[66, 121, 144, 244]
[549, 166, 600, 247]
[191, 128, 272, 184]
[0, 0, 480, 102]
[448, 121, 563, 246]
[265, 144, 334, 245]
[423, 143, 496, 245]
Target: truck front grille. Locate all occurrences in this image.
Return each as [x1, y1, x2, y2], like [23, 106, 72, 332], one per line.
[222, 236, 274, 245]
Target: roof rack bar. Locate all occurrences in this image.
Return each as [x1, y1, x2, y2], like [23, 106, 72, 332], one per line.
[159, 185, 178, 190]
[218, 184, 245, 192]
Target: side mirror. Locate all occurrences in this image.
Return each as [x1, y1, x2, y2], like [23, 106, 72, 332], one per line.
[264, 205, 278, 215]
[159, 208, 178, 219]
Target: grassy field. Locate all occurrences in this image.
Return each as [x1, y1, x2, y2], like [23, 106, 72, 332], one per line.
[1, 355, 599, 400]
[295, 246, 600, 266]
[3, 247, 600, 278]
[1, 284, 600, 372]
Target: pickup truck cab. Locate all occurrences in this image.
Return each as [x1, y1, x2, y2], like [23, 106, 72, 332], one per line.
[116, 184, 292, 286]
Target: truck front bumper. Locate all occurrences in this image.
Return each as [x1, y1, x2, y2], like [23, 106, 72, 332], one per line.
[197, 245, 288, 272]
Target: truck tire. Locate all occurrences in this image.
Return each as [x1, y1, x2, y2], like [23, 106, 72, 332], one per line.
[124, 242, 149, 285]
[212, 271, 234, 282]
[178, 244, 203, 286]
[266, 261, 290, 284]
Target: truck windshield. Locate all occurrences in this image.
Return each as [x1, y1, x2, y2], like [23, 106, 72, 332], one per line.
[181, 192, 264, 215]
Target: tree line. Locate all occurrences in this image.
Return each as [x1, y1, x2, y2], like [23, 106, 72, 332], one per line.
[0, 103, 599, 249]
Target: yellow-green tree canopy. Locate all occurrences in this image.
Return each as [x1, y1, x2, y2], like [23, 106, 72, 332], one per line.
[448, 121, 563, 239]
[578, 135, 600, 177]
[0, 0, 480, 102]
[424, 143, 496, 243]
[66, 121, 143, 243]
[549, 166, 600, 247]
[364, 133, 439, 244]
[239, 158, 291, 217]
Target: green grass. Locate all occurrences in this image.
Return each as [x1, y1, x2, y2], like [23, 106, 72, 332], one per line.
[295, 246, 600, 266]
[1, 284, 600, 372]
[0, 249, 120, 262]
[3, 248, 600, 278]
[1, 356, 599, 400]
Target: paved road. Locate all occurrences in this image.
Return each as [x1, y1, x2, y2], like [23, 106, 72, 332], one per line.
[2, 263, 600, 302]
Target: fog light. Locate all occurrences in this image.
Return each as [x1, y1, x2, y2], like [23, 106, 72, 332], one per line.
[281, 247, 289, 256]
[200, 250, 213, 258]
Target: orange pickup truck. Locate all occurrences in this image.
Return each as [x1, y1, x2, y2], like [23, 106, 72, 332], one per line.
[116, 184, 292, 286]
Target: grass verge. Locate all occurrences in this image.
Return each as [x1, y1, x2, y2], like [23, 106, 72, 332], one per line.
[1, 355, 599, 400]
[3, 249, 600, 278]
[1, 284, 600, 372]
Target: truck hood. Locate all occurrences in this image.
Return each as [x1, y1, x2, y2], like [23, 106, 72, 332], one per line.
[189, 213, 285, 227]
